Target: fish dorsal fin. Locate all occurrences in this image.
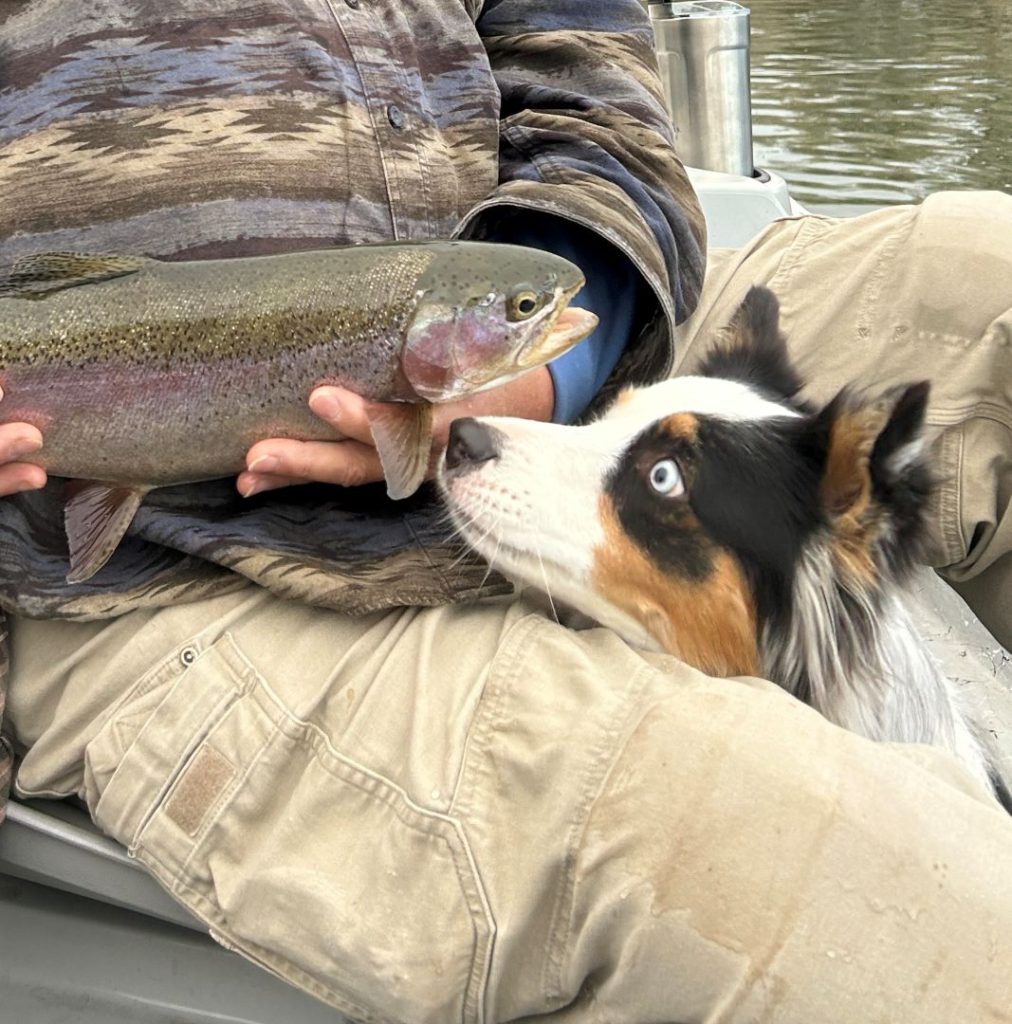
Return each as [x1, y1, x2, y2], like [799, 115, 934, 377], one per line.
[366, 402, 434, 500]
[0, 252, 152, 298]
[63, 481, 149, 584]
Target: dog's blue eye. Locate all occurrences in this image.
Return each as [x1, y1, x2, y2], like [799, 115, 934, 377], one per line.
[649, 458, 684, 497]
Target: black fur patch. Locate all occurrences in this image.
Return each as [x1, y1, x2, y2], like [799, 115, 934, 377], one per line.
[605, 413, 826, 626]
[869, 381, 934, 581]
[604, 423, 713, 582]
[690, 416, 826, 629]
[697, 286, 810, 410]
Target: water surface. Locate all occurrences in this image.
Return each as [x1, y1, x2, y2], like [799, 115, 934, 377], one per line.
[748, 0, 1012, 214]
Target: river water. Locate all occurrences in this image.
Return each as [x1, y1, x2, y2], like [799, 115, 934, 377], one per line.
[747, 0, 1012, 215]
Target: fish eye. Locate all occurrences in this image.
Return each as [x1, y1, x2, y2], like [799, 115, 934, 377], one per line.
[648, 458, 685, 497]
[508, 289, 542, 321]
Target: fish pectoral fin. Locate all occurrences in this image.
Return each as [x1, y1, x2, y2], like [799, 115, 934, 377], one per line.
[0, 252, 153, 298]
[64, 481, 149, 584]
[366, 402, 434, 500]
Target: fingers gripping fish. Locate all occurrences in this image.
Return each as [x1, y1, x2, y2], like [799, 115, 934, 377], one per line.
[0, 243, 597, 583]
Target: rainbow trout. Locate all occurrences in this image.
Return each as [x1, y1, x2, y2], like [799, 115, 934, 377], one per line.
[0, 243, 597, 583]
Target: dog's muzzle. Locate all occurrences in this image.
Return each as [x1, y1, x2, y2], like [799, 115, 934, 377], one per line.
[444, 418, 502, 475]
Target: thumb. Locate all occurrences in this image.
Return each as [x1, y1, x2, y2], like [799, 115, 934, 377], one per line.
[309, 386, 379, 446]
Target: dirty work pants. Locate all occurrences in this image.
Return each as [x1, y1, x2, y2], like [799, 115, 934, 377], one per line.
[7, 192, 1012, 1024]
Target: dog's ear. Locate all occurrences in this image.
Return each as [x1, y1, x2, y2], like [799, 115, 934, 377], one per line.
[869, 380, 931, 488]
[813, 382, 931, 512]
[809, 383, 933, 573]
[698, 286, 806, 406]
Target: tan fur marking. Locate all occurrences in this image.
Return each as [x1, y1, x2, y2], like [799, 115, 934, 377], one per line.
[822, 410, 875, 517]
[659, 413, 699, 443]
[593, 497, 760, 677]
[822, 409, 885, 586]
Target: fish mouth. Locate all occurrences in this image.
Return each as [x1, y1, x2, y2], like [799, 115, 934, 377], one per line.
[458, 301, 602, 393]
[545, 305, 599, 348]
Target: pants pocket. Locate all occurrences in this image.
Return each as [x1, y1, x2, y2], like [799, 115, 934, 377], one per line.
[84, 632, 493, 1024]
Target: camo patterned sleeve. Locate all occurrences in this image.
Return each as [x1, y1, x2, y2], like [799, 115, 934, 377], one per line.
[0, 616, 10, 824]
[458, 0, 708, 389]
[0, 0, 706, 818]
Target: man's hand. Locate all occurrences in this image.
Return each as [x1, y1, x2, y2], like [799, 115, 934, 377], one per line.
[0, 386, 47, 496]
[238, 366, 555, 497]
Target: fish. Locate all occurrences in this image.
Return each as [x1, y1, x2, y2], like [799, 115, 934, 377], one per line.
[0, 242, 598, 583]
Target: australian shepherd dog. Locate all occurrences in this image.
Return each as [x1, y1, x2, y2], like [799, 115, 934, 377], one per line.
[438, 285, 1011, 812]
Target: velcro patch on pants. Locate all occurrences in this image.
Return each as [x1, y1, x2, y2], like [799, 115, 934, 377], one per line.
[165, 744, 236, 837]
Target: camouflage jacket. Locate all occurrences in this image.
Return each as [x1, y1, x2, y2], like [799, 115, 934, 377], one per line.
[0, 0, 706, 815]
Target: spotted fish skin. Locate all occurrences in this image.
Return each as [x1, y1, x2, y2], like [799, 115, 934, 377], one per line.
[0, 242, 591, 485]
[0, 242, 597, 581]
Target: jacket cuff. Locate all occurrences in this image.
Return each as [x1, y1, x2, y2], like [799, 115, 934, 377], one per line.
[454, 174, 701, 400]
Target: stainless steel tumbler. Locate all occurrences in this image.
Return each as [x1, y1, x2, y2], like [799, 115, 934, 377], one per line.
[647, 1, 754, 176]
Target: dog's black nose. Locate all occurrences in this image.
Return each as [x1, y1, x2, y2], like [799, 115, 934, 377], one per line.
[445, 418, 500, 472]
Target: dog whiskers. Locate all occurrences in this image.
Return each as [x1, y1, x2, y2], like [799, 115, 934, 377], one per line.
[443, 510, 487, 572]
[535, 540, 560, 626]
[447, 492, 507, 591]
[478, 531, 504, 592]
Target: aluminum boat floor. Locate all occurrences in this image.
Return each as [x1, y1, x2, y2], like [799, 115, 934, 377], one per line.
[909, 569, 1012, 778]
[0, 875, 352, 1023]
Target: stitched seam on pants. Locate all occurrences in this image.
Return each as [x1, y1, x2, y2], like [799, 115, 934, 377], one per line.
[675, 216, 822, 371]
[444, 615, 551, 1016]
[855, 209, 917, 344]
[445, 613, 650, 1011]
[543, 661, 657, 1004]
[173, 724, 282, 885]
[927, 406, 1012, 569]
[764, 215, 833, 296]
[136, 688, 491, 1024]
[126, 677, 250, 855]
[447, 612, 543, 815]
[935, 428, 965, 568]
[152, 869, 389, 1024]
[909, 327, 1012, 350]
[927, 401, 1012, 432]
[170, 638, 495, 1024]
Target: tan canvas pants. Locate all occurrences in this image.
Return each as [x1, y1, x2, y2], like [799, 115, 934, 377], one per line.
[7, 192, 1012, 1023]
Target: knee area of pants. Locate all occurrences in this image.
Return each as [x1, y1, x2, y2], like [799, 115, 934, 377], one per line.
[557, 693, 845, 984]
[582, 687, 838, 854]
